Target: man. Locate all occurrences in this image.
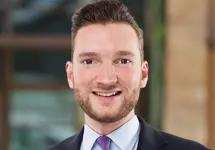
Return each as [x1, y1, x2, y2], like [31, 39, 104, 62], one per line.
[47, 0, 210, 150]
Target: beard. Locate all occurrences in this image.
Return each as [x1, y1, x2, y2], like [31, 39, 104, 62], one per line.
[73, 80, 141, 123]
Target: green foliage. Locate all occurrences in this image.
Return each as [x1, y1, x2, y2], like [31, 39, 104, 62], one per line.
[148, 0, 165, 129]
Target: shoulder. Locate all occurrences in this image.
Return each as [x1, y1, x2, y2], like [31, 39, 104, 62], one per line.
[160, 131, 210, 150]
[45, 127, 84, 150]
[45, 134, 77, 150]
[137, 116, 210, 150]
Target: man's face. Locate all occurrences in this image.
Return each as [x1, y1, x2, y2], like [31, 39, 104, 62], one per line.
[66, 23, 148, 123]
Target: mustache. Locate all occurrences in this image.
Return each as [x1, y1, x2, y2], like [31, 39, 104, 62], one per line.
[94, 83, 124, 91]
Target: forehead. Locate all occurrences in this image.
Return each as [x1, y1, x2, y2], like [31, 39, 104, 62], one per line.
[73, 23, 140, 55]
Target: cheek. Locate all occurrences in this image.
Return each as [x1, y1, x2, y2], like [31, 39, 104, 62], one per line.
[73, 67, 96, 86]
[117, 68, 141, 86]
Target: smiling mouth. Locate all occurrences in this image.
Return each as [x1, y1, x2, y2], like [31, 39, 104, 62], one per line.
[92, 91, 122, 97]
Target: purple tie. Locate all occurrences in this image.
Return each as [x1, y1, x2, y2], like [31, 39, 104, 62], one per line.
[97, 136, 111, 150]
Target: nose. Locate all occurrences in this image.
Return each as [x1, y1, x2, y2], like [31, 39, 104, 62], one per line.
[96, 64, 117, 85]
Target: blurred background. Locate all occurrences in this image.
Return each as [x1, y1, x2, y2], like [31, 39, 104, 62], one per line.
[0, 0, 214, 150]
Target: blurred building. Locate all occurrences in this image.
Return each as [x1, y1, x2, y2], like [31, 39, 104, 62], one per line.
[164, 0, 215, 148]
[0, 0, 214, 150]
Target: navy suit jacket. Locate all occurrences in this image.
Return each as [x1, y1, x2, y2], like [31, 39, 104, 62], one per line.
[47, 116, 210, 150]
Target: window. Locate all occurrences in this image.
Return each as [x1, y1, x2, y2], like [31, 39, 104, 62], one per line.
[9, 89, 77, 150]
[11, 0, 77, 35]
[13, 49, 70, 85]
[9, 48, 76, 150]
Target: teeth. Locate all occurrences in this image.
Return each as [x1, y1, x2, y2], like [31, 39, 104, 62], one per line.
[95, 92, 117, 97]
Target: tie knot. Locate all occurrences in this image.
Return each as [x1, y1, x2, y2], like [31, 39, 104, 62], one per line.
[97, 136, 111, 150]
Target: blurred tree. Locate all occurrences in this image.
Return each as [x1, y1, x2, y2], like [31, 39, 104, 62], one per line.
[148, 0, 165, 129]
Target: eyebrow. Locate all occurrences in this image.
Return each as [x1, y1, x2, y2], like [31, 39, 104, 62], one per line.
[115, 50, 135, 57]
[78, 52, 99, 59]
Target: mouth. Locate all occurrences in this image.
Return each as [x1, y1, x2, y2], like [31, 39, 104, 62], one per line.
[92, 91, 122, 97]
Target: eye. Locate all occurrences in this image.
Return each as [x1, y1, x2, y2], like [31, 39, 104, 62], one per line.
[117, 59, 132, 64]
[82, 59, 94, 64]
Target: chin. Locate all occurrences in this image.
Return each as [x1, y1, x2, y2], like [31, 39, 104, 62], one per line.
[95, 116, 122, 123]
[94, 111, 125, 122]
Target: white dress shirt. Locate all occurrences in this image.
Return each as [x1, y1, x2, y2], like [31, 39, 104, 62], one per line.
[80, 115, 140, 150]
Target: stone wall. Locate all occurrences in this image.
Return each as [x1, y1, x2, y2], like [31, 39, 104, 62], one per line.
[164, 0, 208, 145]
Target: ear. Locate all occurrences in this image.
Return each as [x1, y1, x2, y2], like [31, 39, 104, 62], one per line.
[140, 61, 149, 88]
[66, 61, 74, 89]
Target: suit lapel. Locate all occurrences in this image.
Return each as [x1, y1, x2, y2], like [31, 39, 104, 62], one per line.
[136, 116, 168, 150]
[63, 127, 84, 150]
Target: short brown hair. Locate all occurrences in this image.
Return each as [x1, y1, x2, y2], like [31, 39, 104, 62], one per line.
[71, 0, 144, 60]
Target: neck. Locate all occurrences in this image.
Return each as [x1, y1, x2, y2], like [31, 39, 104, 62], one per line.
[85, 110, 135, 135]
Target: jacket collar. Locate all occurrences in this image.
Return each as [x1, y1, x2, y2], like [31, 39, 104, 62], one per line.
[63, 127, 84, 150]
[136, 116, 168, 150]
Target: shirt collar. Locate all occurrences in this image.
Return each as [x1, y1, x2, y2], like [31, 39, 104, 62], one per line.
[82, 124, 101, 150]
[107, 115, 140, 149]
[82, 115, 140, 150]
